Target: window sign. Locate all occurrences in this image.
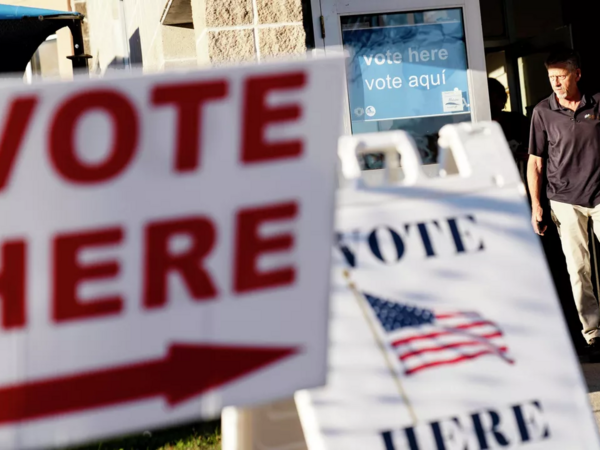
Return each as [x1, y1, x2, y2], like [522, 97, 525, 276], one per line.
[341, 9, 472, 164]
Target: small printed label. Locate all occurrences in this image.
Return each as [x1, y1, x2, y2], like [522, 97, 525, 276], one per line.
[365, 106, 376, 117]
[442, 90, 464, 112]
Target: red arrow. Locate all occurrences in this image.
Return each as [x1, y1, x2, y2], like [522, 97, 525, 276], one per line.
[0, 343, 296, 424]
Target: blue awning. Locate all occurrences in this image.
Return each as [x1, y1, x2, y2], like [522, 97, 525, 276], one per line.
[0, 4, 84, 73]
[0, 4, 81, 20]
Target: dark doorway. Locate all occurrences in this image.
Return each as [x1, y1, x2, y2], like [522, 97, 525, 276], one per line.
[481, 0, 600, 354]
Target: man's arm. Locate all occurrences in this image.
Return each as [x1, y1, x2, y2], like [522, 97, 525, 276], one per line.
[527, 155, 547, 235]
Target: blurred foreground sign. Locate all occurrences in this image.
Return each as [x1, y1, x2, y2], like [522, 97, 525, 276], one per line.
[0, 58, 343, 449]
[296, 124, 600, 450]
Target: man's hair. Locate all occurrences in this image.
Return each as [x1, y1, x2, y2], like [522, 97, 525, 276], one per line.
[545, 48, 581, 71]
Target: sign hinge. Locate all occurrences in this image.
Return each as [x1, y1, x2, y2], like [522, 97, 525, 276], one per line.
[320, 15, 326, 39]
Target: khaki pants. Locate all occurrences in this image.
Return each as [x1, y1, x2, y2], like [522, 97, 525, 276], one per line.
[551, 200, 600, 343]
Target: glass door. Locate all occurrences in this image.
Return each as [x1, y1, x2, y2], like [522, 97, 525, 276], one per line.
[319, 0, 490, 165]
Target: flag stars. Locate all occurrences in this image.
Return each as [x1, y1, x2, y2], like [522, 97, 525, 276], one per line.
[364, 293, 435, 332]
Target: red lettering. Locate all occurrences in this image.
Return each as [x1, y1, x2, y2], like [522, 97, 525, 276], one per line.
[242, 73, 305, 163]
[53, 227, 123, 322]
[0, 97, 38, 192]
[152, 81, 228, 172]
[0, 241, 26, 329]
[234, 202, 297, 293]
[49, 90, 138, 184]
[144, 217, 218, 308]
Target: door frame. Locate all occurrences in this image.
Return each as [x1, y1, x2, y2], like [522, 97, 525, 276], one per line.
[312, 0, 491, 135]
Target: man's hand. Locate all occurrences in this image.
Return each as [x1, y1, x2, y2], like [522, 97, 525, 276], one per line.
[531, 205, 547, 236]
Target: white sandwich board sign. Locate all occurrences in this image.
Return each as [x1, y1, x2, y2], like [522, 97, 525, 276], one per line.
[0, 57, 344, 449]
[296, 124, 600, 450]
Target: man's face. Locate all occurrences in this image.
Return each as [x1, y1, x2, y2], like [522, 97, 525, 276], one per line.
[547, 63, 581, 99]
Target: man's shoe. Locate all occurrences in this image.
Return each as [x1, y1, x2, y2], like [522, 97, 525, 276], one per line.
[587, 338, 600, 362]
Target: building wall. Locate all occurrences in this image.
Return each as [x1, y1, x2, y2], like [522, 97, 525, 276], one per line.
[71, 0, 197, 74]
[71, 0, 307, 74]
[126, 0, 197, 71]
[2, 0, 74, 79]
[74, 0, 197, 74]
[72, 0, 125, 73]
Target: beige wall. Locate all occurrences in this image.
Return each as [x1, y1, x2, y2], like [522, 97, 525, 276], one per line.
[118, 0, 196, 71]
[35, 38, 61, 78]
[72, 0, 123, 74]
[71, 0, 307, 74]
[78, 0, 197, 73]
[2, 0, 74, 79]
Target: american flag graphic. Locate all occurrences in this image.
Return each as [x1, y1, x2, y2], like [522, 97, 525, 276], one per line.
[364, 293, 513, 376]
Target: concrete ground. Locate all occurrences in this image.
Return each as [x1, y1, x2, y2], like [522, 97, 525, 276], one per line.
[582, 363, 600, 428]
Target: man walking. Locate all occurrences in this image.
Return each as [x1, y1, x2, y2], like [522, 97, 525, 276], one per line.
[528, 49, 600, 350]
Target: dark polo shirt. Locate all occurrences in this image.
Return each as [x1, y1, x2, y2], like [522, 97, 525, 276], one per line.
[529, 92, 600, 207]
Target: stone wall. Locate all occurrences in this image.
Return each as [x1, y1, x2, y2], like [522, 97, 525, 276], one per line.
[192, 0, 306, 65]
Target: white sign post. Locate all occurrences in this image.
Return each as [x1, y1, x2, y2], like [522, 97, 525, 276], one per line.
[0, 58, 343, 449]
[296, 123, 600, 450]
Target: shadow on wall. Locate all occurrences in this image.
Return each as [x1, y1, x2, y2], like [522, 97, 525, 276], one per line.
[129, 28, 143, 66]
[91, 28, 144, 74]
[106, 28, 143, 72]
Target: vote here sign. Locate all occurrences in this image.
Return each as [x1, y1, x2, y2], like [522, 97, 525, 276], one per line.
[0, 57, 344, 449]
[343, 17, 471, 122]
[297, 127, 600, 450]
